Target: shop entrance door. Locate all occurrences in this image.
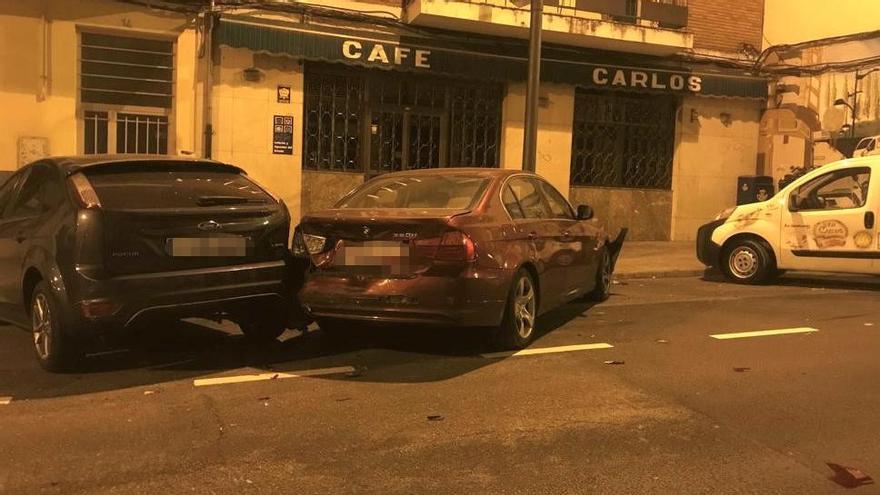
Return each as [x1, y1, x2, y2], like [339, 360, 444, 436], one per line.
[369, 106, 446, 175]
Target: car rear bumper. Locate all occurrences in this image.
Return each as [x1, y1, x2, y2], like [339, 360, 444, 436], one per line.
[65, 260, 291, 332]
[298, 268, 511, 327]
[696, 220, 725, 267]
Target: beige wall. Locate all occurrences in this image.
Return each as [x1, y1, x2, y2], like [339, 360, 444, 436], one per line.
[500, 82, 574, 197]
[0, 0, 198, 169]
[671, 96, 763, 240]
[213, 47, 304, 223]
[569, 187, 672, 241]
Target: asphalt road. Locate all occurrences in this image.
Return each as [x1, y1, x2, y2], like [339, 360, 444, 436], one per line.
[2, 272, 880, 494]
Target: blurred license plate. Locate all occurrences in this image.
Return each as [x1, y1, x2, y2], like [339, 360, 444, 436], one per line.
[167, 237, 248, 257]
[339, 241, 409, 266]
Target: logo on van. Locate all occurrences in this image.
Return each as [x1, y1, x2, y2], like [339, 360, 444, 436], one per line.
[813, 220, 848, 249]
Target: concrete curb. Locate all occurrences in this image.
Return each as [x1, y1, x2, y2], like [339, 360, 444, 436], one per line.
[614, 268, 706, 280]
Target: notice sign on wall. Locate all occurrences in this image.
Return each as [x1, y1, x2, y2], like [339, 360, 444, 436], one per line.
[273, 115, 293, 155]
[277, 85, 291, 103]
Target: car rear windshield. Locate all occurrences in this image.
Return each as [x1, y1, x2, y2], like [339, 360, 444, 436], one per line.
[338, 174, 490, 210]
[83, 162, 274, 209]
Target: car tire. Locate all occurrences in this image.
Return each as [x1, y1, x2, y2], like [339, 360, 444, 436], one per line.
[494, 269, 538, 350]
[239, 319, 286, 342]
[31, 281, 81, 372]
[721, 238, 775, 285]
[587, 249, 613, 302]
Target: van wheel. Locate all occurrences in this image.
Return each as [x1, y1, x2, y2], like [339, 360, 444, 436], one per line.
[721, 239, 774, 284]
[31, 281, 81, 372]
[239, 319, 286, 342]
[494, 269, 538, 350]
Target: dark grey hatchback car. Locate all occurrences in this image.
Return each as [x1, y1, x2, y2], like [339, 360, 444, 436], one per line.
[0, 156, 294, 371]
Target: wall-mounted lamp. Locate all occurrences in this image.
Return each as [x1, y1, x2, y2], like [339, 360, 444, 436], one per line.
[720, 112, 732, 127]
[689, 108, 700, 123]
[243, 67, 263, 82]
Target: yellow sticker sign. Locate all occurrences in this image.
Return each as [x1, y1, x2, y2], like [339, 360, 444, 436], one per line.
[854, 230, 873, 249]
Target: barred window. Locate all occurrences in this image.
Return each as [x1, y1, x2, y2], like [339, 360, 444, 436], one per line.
[116, 113, 168, 154]
[81, 32, 173, 109]
[84, 111, 109, 154]
[570, 89, 676, 189]
[449, 85, 502, 168]
[80, 32, 173, 155]
[303, 64, 502, 175]
[304, 71, 365, 171]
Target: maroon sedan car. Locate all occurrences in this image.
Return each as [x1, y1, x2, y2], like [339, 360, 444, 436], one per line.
[293, 168, 625, 349]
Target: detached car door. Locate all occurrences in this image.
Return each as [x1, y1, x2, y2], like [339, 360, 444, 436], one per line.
[780, 166, 878, 274]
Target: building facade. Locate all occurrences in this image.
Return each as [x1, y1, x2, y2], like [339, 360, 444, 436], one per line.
[760, 0, 880, 183]
[0, 0, 768, 241]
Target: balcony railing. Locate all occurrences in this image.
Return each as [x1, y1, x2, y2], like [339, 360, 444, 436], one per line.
[406, 0, 689, 30]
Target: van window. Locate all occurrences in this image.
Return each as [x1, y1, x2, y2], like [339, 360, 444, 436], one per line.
[794, 167, 870, 211]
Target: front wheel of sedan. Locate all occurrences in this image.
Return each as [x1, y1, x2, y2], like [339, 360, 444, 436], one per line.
[587, 249, 613, 302]
[494, 269, 538, 350]
[31, 281, 81, 372]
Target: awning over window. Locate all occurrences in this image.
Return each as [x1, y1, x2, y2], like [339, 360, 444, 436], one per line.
[216, 17, 767, 99]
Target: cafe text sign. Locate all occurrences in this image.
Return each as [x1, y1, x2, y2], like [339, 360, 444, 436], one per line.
[342, 40, 431, 69]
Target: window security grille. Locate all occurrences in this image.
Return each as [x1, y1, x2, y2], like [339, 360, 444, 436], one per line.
[570, 89, 676, 189]
[303, 64, 503, 175]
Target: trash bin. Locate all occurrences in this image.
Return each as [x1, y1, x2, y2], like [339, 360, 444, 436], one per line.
[736, 175, 775, 205]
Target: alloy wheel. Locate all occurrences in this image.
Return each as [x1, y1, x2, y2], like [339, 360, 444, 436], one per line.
[32, 293, 53, 360]
[513, 276, 536, 340]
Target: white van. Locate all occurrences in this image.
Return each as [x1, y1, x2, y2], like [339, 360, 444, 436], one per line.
[853, 135, 880, 158]
[696, 156, 878, 283]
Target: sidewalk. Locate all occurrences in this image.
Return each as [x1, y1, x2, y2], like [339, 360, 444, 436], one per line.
[614, 241, 705, 279]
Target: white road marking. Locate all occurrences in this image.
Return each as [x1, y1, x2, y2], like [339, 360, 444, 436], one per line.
[193, 366, 356, 387]
[0, 397, 12, 405]
[710, 327, 819, 340]
[481, 343, 613, 359]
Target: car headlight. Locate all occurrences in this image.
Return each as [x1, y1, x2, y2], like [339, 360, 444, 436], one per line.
[714, 207, 736, 221]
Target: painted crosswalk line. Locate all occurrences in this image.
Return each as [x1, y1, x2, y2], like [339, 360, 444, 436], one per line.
[481, 343, 614, 359]
[194, 366, 356, 387]
[710, 327, 819, 340]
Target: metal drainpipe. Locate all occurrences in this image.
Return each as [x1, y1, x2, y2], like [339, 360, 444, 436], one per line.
[202, 4, 217, 159]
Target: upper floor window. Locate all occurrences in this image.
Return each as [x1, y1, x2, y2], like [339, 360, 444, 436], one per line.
[80, 32, 173, 155]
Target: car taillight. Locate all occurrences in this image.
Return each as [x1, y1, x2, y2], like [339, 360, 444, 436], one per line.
[68, 173, 102, 209]
[414, 231, 476, 262]
[292, 228, 327, 257]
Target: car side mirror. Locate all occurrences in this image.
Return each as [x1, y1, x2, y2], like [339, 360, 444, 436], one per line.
[577, 204, 594, 220]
